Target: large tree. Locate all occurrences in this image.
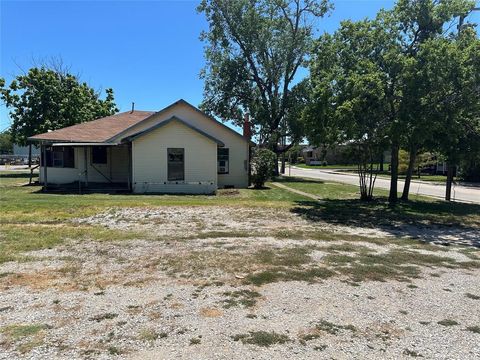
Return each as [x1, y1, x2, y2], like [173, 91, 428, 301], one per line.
[395, 0, 476, 200]
[421, 30, 480, 200]
[0, 67, 118, 146]
[305, 15, 401, 201]
[198, 0, 331, 171]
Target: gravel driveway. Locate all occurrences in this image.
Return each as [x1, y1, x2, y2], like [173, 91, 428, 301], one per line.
[1, 206, 479, 359]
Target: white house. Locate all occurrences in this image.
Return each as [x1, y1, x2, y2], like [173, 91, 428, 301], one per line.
[29, 99, 252, 194]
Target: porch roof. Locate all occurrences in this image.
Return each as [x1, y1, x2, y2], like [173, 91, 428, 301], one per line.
[51, 142, 120, 147]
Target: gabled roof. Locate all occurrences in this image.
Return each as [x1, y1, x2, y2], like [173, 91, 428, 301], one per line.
[28, 111, 155, 143]
[28, 99, 250, 144]
[122, 116, 225, 146]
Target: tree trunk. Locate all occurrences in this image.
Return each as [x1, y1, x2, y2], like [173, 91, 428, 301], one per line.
[445, 163, 455, 201]
[28, 143, 32, 168]
[379, 152, 384, 172]
[388, 142, 399, 204]
[280, 152, 286, 174]
[274, 153, 280, 176]
[401, 146, 417, 201]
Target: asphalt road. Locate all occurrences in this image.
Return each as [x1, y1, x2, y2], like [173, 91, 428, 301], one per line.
[287, 166, 480, 204]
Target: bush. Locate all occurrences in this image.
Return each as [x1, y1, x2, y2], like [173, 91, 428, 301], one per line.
[251, 148, 276, 188]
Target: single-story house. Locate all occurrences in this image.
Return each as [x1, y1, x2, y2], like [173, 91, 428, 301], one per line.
[29, 99, 252, 194]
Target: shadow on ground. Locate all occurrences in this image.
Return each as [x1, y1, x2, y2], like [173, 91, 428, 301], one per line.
[274, 176, 326, 184]
[291, 199, 480, 247]
[0, 172, 35, 179]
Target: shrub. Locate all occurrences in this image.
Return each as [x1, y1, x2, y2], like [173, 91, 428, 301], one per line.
[250, 148, 276, 188]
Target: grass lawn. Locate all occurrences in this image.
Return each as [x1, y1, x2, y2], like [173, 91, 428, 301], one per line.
[1, 171, 480, 266]
[292, 163, 390, 170]
[292, 164, 453, 183]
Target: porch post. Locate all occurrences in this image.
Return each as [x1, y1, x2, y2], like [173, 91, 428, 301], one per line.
[127, 143, 132, 191]
[42, 144, 48, 192]
[84, 147, 88, 187]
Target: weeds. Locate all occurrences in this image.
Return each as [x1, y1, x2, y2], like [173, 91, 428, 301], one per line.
[232, 331, 290, 347]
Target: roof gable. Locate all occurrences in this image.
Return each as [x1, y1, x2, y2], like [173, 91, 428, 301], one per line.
[108, 99, 249, 144]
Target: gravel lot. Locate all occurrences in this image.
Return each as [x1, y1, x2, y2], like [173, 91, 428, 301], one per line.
[1, 206, 479, 359]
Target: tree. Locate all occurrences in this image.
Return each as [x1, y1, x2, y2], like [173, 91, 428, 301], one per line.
[419, 30, 480, 200]
[395, 0, 476, 200]
[0, 67, 118, 146]
[198, 0, 331, 173]
[250, 147, 277, 188]
[304, 17, 399, 201]
[304, 0, 477, 203]
[0, 130, 13, 154]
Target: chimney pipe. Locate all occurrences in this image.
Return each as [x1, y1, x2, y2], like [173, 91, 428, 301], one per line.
[131, 102, 135, 113]
[243, 113, 251, 140]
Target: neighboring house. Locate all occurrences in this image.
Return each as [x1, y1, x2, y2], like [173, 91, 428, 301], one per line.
[29, 99, 252, 194]
[302, 145, 392, 166]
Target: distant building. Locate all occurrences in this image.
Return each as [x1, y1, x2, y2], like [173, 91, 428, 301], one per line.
[13, 144, 40, 157]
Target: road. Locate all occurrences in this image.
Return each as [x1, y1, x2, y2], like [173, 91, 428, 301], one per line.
[286, 166, 480, 204]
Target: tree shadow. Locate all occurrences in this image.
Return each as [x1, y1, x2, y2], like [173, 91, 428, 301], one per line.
[0, 172, 35, 179]
[291, 198, 480, 247]
[274, 176, 325, 184]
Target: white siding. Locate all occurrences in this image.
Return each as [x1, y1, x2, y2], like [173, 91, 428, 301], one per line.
[112, 102, 249, 188]
[132, 120, 217, 194]
[39, 145, 130, 185]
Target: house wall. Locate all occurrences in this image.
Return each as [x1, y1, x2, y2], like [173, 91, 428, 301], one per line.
[39, 145, 130, 185]
[132, 120, 217, 194]
[112, 102, 249, 188]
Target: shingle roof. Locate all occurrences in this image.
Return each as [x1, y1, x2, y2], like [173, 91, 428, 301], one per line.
[28, 111, 155, 143]
[28, 99, 252, 144]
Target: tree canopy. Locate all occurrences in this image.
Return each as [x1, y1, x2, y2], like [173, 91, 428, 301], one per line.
[303, 0, 479, 202]
[0, 67, 118, 145]
[198, 0, 331, 154]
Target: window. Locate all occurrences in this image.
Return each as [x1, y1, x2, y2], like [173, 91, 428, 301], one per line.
[92, 146, 107, 164]
[41, 147, 75, 168]
[217, 148, 229, 174]
[167, 148, 184, 181]
[53, 151, 64, 167]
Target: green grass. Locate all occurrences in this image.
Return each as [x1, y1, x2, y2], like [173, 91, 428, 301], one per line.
[0, 223, 142, 264]
[282, 177, 480, 228]
[232, 331, 290, 347]
[1, 171, 479, 271]
[315, 320, 357, 335]
[245, 267, 335, 286]
[293, 163, 372, 170]
[222, 289, 262, 308]
[0, 173, 310, 224]
[1, 324, 47, 339]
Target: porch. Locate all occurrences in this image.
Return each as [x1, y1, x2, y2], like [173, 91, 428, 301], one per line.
[39, 142, 132, 192]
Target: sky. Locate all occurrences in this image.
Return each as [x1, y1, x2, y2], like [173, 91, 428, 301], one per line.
[1, 0, 479, 133]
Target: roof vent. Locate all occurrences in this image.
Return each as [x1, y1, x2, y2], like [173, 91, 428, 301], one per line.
[131, 102, 135, 113]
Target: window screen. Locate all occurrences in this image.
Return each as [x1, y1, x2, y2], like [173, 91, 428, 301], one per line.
[217, 148, 229, 174]
[167, 148, 184, 181]
[92, 146, 107, 164]
[41, 147, 74, 168]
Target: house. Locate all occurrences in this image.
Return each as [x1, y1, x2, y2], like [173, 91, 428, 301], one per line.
[28, 99, 252, 194]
